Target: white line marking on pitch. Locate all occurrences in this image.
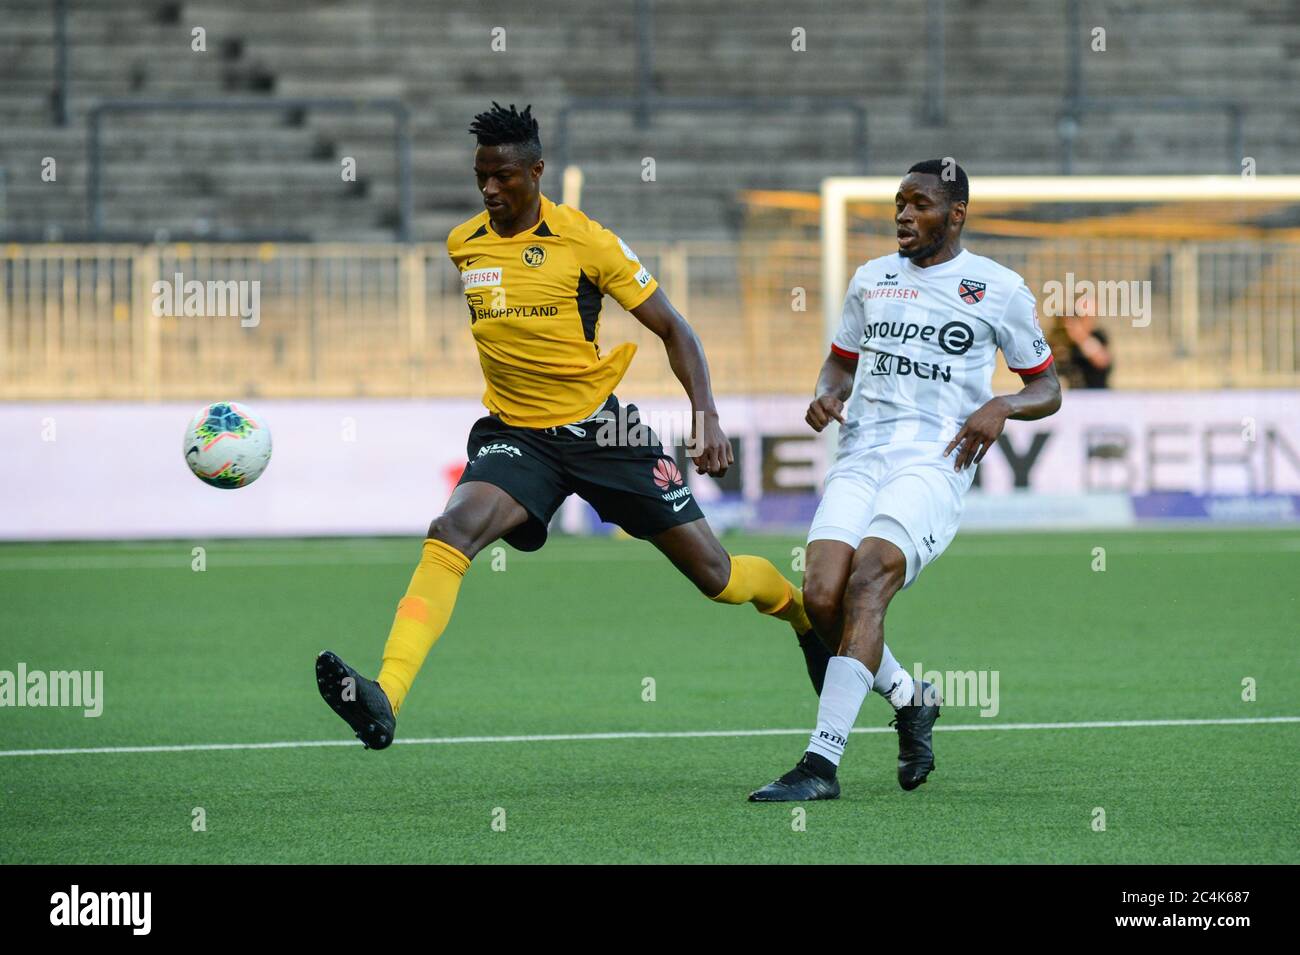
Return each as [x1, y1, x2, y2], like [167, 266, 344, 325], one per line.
[1, 537, 1298, 570]
[0, 716, 1296, 758]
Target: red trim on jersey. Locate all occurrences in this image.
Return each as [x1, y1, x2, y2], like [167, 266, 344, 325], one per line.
[1009, 354, 1055, 375]
[830, 343, 859, 360]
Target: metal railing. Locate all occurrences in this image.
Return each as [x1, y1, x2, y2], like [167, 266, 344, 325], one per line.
[634, 0, 655, 126]
[52, 0, 69, 126]
[1, 237, 1296, 400]
[923, 0, 945, 127]
[1058, 99, 1246, 175]
[554, 95, 869, 175]
[1059, 0, 1245, 175]
[86, 98, 414, 241]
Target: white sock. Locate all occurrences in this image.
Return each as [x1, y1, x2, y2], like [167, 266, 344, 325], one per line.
[872, 644, 916, 709]
[806, 656, 873, 766]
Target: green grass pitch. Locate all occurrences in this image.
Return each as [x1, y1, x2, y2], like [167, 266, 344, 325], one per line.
[1, 529, 1297, 864]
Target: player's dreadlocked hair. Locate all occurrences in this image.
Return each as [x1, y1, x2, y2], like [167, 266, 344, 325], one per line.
[468, 102, 542, 164]
[907, 158, 969, 206]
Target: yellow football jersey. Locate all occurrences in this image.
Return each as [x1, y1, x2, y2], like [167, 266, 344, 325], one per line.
[446, 194, 659, 428]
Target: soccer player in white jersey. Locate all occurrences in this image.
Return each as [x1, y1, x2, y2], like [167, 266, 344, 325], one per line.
[749, 160, 1062, 802]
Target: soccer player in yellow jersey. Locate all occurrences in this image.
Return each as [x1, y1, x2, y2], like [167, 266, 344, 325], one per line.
[316, 103, 828, 749]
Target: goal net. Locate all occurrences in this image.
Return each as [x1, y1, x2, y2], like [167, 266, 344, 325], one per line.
[815, 175, 1300, 389]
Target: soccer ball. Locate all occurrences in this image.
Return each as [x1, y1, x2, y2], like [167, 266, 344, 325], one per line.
[183, 401, 272, 488]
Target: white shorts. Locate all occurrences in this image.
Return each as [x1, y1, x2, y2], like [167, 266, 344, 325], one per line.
[807, 441, 973, 588]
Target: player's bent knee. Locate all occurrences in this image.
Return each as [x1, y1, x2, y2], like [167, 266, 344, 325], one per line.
[425, 513, 481, 559]
[705, 552, 734, 596]
[694, 551, 734, 598]
[842, 568, 901, 613]
[843, 546, 906, 611]
[802, 578, 842, 629]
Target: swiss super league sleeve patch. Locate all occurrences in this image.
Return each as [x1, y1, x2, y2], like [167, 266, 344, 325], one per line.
[617, 236, 653, 287]
[957, 278, 986, 305]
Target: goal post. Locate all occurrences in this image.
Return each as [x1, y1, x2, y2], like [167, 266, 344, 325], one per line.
[820, 174, 1300, 349]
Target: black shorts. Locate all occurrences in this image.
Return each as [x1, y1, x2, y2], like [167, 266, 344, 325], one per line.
[456, 394, 705, 551]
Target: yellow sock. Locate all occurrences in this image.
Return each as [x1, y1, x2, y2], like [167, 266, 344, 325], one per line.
[376, 538, 470, 715]
[709, 554, 812, 635]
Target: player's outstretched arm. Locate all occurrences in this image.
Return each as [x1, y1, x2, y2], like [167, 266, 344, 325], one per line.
[630, 288, 732, 476]
[807, 350, 857, 432]
[945, 364, 1062, 471]
[1000, 363, 1063, 420]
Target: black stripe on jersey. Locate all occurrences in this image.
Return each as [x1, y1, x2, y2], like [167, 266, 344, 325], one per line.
[577, 271, 601, 342]
[465, 224, 489, 241]
[535, 221, 556, 237]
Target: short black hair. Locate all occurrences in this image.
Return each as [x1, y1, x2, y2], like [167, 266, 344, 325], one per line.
[907, 159, 969, 206]
[469, 101, 541, 164]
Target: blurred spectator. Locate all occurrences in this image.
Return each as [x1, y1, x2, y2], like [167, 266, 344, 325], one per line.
[1048, 293, 1112, 388]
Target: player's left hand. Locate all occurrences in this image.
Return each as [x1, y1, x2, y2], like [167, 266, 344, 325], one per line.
[689, 411, 733, 477]
[945, 397, 1011, 471]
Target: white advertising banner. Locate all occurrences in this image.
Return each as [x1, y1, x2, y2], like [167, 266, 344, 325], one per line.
[3, 400, 487, 540]
[965, 390, 1300, 496]
[3, 390, 1299, 539]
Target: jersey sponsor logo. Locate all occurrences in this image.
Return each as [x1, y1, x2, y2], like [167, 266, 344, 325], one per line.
[634, 266, 653, 288]
[653, 459, 693, 506]
[870, 351, 953, 382]
[660, 485, 692, 504]
[885, 272, 898, 279]
[461, 267, 502, 289]
[521, 245, 546, 267]
[617, 237, 640, 262]
[937, 320, 975, 355]
[957, 278, 986, 304]
[465, 294, 560, 323]
[475, 442, 523, 459]
[1032, 335, 1048, 356]
[465, 292, 482, 322]
[864, 286, 919, 300]
[652, 457, 683, 490]
[861, 318, 972, 352]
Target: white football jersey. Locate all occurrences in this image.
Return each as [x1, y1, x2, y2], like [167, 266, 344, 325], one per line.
[830, 248, 1052, 456]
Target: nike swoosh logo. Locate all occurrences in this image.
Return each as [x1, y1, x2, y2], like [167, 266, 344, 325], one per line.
[672, 499, 691, 512]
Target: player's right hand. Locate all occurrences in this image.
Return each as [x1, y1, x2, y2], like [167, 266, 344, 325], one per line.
[688, 410, 733, 477]
[806, 395, 846, 432]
